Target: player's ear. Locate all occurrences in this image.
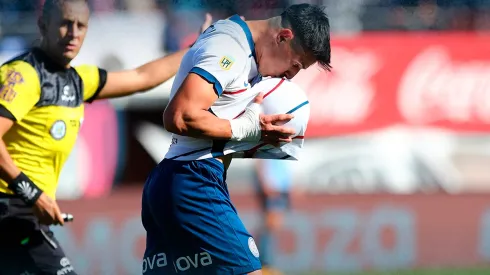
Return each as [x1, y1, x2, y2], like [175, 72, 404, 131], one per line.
[277, 29, 294, 44]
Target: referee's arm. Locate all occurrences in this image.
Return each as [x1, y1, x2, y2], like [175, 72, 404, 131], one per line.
[93, 48, 189, 101]
[79, 14, 214, 102]
[0, 61, 41, 181]
[74, 47, 188, 103]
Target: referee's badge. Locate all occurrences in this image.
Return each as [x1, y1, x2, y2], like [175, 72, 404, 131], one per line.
[50, 120, 66, 140]
[219, 56, 234, 70]
[248, 237, 260, 258]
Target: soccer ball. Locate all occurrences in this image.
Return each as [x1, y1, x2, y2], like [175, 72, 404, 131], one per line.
[229, 77, 310, 160]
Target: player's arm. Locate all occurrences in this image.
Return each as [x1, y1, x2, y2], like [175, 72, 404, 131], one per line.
[164, 38, 295, 142]
[163, 36, 255, 140]
[164, 72, 233, 139]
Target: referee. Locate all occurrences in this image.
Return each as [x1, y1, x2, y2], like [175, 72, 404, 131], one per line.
[0, 0, 212, 274]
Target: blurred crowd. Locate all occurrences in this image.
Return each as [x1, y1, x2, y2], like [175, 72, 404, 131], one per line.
[362, 0, 490, 31]
[0, 0, 489, 53]
[0, 0, 487, 56]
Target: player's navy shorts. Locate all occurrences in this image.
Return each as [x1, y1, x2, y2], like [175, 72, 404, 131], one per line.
[141, 158, 262, 275]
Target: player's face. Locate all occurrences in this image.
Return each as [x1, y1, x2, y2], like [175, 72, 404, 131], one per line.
[41, 1, 89, 64]
[257, 29, 315, 79]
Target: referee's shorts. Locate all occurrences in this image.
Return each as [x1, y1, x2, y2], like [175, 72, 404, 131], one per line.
[0, 194, 77, 275]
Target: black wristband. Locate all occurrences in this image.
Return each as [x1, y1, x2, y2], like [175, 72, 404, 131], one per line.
[8, 172, 43, 206]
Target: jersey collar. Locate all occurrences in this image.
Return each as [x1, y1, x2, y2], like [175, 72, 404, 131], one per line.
[229, 15, 257, 63]
[32, 47, 71, 71]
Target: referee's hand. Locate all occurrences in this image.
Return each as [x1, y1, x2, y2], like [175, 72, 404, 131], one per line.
[32, 193, 64, 226]
[200, 13, 213, 34]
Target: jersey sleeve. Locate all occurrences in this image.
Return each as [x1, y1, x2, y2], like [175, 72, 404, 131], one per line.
[0, 61, 41, 121]
[189, 35, 247, 96]
[75, 65, 108, 103]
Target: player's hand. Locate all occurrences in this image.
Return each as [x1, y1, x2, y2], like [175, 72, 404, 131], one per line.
[32, 193, 64, 226]
[254, 93, 296, 145]
[200, 13, 213, 33]
[260, 114, 296, 146]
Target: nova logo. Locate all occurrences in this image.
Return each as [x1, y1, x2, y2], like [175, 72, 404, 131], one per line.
[175, 252, 212, 271]
[142, 253, 167, 273]
[142, 252, 213, 273]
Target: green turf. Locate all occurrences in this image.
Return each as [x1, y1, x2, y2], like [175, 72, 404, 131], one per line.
[295, 267, 490, 275]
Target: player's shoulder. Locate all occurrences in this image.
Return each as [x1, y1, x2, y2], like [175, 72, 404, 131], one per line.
[195, 33, 244, 56]
[195, 16, 250, 55]
[190, 32, 248, 74]
[212, 15, 246, 36]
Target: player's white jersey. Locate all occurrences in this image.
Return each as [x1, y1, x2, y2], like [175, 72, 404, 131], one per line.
[164, 15, 309, 161]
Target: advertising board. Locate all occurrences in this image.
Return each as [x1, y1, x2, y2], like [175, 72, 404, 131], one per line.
[55, 189, 490, 274]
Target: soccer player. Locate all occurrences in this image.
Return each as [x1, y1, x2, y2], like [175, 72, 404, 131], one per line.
[254, 159, 295, 275]
[141, 3, 331, 275]
[0, 0, 212, 274]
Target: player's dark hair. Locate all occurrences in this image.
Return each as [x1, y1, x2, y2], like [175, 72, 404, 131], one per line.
[42, 0, 88, 21]
[281, 4, 332, 71]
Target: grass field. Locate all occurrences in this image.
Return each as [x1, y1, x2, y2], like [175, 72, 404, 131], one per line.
[295, 267, 490, 275]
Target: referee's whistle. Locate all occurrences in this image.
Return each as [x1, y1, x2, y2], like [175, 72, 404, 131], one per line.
[61, 213, 74, 222]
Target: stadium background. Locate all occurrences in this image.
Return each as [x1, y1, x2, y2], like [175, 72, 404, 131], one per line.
[2, 0, 490, 274]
